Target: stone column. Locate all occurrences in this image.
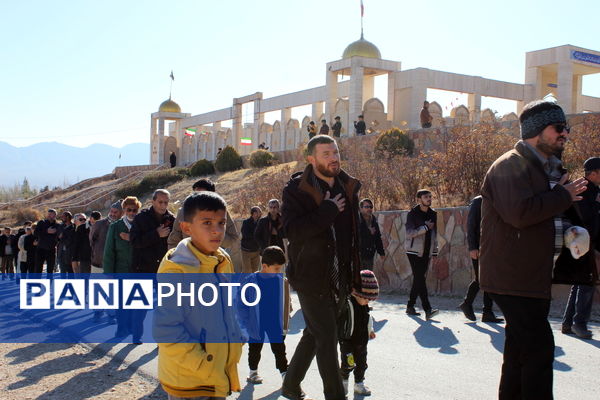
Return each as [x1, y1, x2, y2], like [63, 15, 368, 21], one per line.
[158, 118, 165, 164]
[253, 99, 264, 150]
[281, 108, 292, 150]
[150, 117, 157, 164]
[362, 75, 375, 105]
[231, 103, 243, 153]
[348, 60, 364, 136]
[557, 61, 574, 114]
[468, 93, 482, 124]
[312, 102, 324, 123]
[387, 72, 396, 122]
[325, 69, 338, 122]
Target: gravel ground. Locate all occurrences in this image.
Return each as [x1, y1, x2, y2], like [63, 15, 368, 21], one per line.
[0, 342, 166, 400]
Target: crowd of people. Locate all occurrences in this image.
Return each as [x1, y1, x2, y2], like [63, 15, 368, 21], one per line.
[0, 99, 598, 400]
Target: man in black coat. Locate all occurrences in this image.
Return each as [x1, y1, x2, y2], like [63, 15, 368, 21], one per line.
[0, 227, 17, 279]
[254, 199, 285, 254]
[57, 212, 75, 275]
[33, 209, 59, 274]
[281, 135, 361, 400]
[130, 189, 175, 274]
[240, 206, 261, 273]
[459, 196, 503, 323]
[358, 198, 385, 270]
[561, 157, 600, 339]
[353, 115, 366, 136]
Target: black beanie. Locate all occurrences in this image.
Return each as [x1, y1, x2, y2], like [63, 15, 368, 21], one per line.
[519, 101, 566, 139]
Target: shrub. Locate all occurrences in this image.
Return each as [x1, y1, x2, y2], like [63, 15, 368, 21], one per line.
[249, 150, 277, 168]
[189, 159, 215, 177]
[13, 207, 42, 224]
[115, 168, 187, 199]
[374, 127, 415, 159]
[215, 146, 243, 172]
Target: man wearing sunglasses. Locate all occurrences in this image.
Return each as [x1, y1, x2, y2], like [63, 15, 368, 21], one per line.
[480, 100, 595, 399]
[358, 198, 385, 270]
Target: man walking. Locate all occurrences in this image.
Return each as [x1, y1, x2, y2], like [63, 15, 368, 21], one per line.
[240, 206, 262, 273]
[254, 199, 285, 254]
[480, 100, 592, 399]
[561, 157, 600, 339]
[404, 189, 439, 320]
[358, 198, 385, 270]
[33, 209, 60, 275]
[459, 196, 503, 323]
[281, 135, 361, 400]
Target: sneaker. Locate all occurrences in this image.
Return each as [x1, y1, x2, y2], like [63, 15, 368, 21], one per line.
[406, 306, 421, 316]
[281, 387, 311, 400]
[481, 312, 504, 323]
[561, 325, 573, 334]
[572, 324, 593, 340]
[354, 382, 372, 396]
[247, 371, 263, 384]
[342, 379, 348, 395]
[459, 301, 476, 321]
[425, 309, 439, 321]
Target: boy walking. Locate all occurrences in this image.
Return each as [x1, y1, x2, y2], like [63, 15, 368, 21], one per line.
[244, 245, 291, 384]
[340, 270, 379, 397]
[155, 192, 243, 399]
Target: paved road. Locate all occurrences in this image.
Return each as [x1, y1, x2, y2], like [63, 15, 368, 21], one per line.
[2, 280, 598, 400]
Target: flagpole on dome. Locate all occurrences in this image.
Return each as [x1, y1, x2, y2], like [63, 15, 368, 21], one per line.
[169, 70, 175, 100]
[360, 0, 364, 39]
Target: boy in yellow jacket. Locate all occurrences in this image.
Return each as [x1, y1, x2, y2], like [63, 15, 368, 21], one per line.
[155, 191, 243, 399]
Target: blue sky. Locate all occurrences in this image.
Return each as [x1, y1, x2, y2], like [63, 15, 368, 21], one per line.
[1, 0, 599, 147]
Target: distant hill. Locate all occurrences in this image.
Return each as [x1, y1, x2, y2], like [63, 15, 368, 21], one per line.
[0, 142, 149, 188]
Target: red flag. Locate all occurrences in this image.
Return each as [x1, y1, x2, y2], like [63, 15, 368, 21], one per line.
[360, 0, 364, 17]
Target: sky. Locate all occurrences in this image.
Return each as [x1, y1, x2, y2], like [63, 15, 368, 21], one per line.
[1, 0, 599, 148]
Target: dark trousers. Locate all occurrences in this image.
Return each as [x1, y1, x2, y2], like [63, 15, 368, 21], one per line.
[490, 294, 554, 400]
[339, 341, 368, 383]
[562, 284, 595, 328]
[131, 309, 147, 342]
[283, 291, 345, 400]
[248, 338, 288, 373]
[1, 255, 15, 274]
[360, 255, 374, 270]
[407, 254, 432, 312]
[464, 258, 494, 312]
[35, 248, 56, 274]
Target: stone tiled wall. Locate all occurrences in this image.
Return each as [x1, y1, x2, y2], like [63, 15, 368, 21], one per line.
[374, 207, 472, 295]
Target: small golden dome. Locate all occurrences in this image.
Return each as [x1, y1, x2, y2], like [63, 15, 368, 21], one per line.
[158, 98, 181, 113]
[342, 36, 381, 59]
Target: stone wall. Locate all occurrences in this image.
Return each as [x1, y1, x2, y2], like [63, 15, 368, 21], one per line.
[113, 164, 159, 179]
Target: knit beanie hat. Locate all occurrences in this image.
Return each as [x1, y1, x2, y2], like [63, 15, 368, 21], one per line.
[110, 200, 123, 211]
[354, 270, 379, 301]
[519, 101, 566, 139]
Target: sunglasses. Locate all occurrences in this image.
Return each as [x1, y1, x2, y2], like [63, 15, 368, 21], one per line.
[553, 124, 570, 134]
[125, 208, 139, 212]
[362, 205, 373, 209]
[78, 218, 86, 222]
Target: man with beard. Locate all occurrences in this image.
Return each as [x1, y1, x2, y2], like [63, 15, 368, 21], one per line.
[404, 189, 439, 320]
[281, 135, 361, 400]
[254, 199, 285, 254]
[480, 100, 592, 399]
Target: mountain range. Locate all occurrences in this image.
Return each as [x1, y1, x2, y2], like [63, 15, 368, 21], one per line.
[0, 142, 149, 188]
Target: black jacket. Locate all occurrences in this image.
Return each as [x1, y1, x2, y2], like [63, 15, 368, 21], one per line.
[358, 214, 385, 259]
[332, 121, 342, 137]
[577, 180, 600, 250]
[0, 234, 17, 257]
[58, 224, 76, 263]
[130, 206, 175, 273]
[34, 219, 60, 251]
[354, 120, 366, 135]
[466, 196, 482, 251]
[282, 164, 361, 295]
[72, 224, 92, 262]
[240, 217, 260, 252]
[254, 214, 285, 253]
[24, 234, 36, 258]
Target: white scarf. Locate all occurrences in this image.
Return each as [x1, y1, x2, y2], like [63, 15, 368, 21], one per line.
[122, 215, 133, 231]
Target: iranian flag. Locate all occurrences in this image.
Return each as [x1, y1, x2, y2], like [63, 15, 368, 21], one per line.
[241, 137, 252, 145]
[185, 128, 196, 136]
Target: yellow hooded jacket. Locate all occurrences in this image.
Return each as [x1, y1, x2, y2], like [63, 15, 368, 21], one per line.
[155, 238, 243, 398]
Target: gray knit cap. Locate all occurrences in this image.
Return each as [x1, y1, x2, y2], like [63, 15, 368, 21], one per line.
[520, 102, 566, 139]
[110, 200, 123, 211]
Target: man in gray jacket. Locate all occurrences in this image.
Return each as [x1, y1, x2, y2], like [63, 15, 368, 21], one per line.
[90, 201, 123, 272]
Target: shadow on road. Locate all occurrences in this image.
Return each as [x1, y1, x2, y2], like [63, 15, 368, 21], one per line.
[410, 316, 459, 354]
[467, 322, 505, 353]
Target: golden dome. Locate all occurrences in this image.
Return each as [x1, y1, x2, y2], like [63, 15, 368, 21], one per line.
[342, 36, 381, 59]
[158, 98, 181, 113]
